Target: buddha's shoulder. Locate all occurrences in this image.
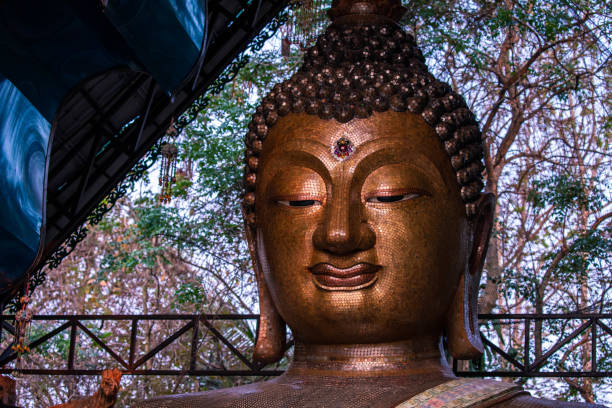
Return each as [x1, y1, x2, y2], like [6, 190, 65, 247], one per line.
[131, 380, 293, 408]
[492, 394, 606, 408]
[131, 379, 607, 408]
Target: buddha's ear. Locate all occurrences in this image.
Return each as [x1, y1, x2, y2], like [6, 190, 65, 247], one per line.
[445, 193, 495, 360]
[243, 206, 286, 365]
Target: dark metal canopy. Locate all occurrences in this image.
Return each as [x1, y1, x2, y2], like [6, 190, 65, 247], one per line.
[0, 0, 289, 303]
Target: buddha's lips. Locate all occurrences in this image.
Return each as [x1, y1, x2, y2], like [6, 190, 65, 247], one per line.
[309, 263, 380, 288]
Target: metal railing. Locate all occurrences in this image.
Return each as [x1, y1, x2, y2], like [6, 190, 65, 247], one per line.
[0, 313, 609, 377]
[455, 313, 612, 378]
[0, 314, 284, 376]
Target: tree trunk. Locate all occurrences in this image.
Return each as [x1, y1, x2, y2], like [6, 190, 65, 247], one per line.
[480, 172, 502, 313]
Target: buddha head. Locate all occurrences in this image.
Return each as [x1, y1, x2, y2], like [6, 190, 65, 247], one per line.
[242, 0, 495, 365]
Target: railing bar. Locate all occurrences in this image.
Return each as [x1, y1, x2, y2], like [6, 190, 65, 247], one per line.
[129, 319, 138, 369]
[1, 321, 15, 336]
[1, 314, 261, 321]
[68, 320, 78, 370]
[200, 317, 256, 371]
[478, 313, 612, 319]
[480, 335, 524, 371]
[591, 318, 597, 373]
[133, 321, 194, 368]
[0, 321, 72, 366]
[189, 317, 200, 371]
[596, 320, 612, 336]
[529, 320, 592, 372]
[28, 321, 72, 348]
[524, 318, 530, 372]
[76, 321, 128, 369]
[0, 369, 287, 376]
[455, 371, 612, 378]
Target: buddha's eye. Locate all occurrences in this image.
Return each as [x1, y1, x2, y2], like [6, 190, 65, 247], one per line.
[365, 191, 426, 203]
[276, 199, 322, 207]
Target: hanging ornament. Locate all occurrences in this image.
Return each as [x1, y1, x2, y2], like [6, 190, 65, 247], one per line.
[159, 118, 179, 205]
[175, 157, 193, 183]
[12, 281, 32, 369]
[283, 0, 327, 50]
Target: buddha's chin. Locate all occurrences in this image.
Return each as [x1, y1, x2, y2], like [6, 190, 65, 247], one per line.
[292, 322, 439, 345]
[283, 290, 448, 345]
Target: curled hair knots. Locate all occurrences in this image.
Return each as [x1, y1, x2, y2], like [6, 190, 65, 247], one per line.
[243, 23, 486, 225]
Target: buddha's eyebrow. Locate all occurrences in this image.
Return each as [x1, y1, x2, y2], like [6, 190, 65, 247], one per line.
[350, 144, 448, 191]
[265, 138, 337, 168]
[263, 147, 332, 181]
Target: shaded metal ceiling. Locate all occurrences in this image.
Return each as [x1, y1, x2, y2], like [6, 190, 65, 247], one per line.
[0, 0, 289, 302]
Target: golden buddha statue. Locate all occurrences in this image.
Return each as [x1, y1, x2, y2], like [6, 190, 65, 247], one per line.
[135, 1, 604, 407]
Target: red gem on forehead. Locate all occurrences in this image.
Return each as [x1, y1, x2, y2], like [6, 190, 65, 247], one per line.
[332, 137, 354, 160]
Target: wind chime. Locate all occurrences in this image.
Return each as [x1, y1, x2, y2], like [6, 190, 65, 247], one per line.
[159, 118, 179, 205]
[12, 279, 32, 370]
[282, 0, 327, 55]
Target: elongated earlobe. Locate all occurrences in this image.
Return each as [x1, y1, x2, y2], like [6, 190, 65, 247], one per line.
[445, 271, 483, 359]
[253, 273, 286, 364]
[243, 206, 286, 364]
[445, 193, 495, 359]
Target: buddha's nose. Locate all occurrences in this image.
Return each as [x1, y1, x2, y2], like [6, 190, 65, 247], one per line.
[313, 191, 375, 254]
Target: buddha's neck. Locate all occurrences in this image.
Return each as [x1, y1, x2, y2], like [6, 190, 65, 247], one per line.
[286, 337, 455, 378]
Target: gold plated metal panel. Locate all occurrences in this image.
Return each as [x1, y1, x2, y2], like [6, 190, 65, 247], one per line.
[255, 111, 468, 346]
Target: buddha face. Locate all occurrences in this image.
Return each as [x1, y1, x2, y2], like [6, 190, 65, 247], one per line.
[253, 110, 471, 344]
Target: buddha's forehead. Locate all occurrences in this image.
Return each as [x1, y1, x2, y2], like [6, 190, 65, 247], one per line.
[266, 111, 431, 148]
[261, 111, 454, 179]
